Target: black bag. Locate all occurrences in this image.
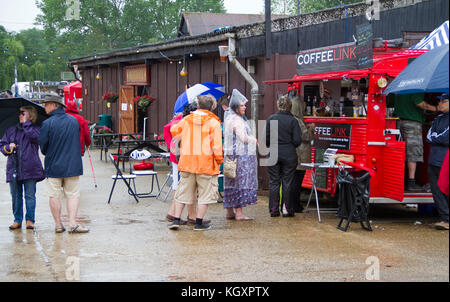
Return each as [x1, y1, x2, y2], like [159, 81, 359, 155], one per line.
[336, 169, 372, 232]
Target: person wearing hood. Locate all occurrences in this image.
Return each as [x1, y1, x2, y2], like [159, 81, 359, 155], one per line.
[290, 92, 316, 213]
[164, 102, 211, 226]
[223, 89, 258, 221]
[169, 95, 223, 231]
[0, 106, 45, 230]
[65, 101, 91, 156]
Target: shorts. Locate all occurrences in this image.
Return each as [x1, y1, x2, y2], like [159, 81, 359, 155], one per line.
[46, 176, 80, 199]
[172, 162, 179, 190]
[174, 172, 218, 205]
[399, 120, 423, 163]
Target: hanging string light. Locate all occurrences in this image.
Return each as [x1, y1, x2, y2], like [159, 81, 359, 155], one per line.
[179, 57, 187, 77]
[96, 65, 101, 80]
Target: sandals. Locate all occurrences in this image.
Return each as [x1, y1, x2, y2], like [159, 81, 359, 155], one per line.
[55, 225, 66, 233]
[68, 225, 89, 234]
[235, 216, 253, 221]
[226, 215, 236, 220]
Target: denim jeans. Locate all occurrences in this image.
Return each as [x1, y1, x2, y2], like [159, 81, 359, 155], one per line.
[10, 179, 37, 224]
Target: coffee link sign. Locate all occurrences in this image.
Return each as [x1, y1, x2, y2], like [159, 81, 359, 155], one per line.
[314, 123, 352, 150]
[296, 42, 360, 75]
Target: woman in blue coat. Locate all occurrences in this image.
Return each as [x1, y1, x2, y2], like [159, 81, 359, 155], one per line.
[0, 106, 45, 230]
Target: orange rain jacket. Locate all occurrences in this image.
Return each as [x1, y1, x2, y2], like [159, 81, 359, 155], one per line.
[171, 109, 223, 175]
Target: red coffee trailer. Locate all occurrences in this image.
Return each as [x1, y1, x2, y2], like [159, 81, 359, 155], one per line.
[265, 40, 434, 204]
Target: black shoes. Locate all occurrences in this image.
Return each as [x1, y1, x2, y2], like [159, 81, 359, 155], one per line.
[168, 220, 180, 230]
[270, 212, 280, 217]
[406, 179, 423, 192]
[193, 223, 212, 231]
[169, 219, 212, 231]
[282, 213, 295, 217]
[294, 206, 304, 213]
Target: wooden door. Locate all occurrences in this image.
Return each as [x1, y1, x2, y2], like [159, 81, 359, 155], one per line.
[119, 85, 135, 134]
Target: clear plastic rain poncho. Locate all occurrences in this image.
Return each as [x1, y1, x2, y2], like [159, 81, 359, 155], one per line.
[223, 89, 258, 190]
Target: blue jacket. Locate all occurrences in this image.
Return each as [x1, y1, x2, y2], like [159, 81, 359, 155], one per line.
[0, 122, 45, 183]
[427, 112, 449, 167]
[39, 108, 83, 178]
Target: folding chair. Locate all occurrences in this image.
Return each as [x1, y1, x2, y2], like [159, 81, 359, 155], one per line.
[129, 150, 160, 198]
[107, 153, 139, 204]
[157, 172, 173, 202]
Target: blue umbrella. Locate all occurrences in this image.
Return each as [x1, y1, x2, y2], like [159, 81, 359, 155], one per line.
[174, 82, 225, 114]
[383, 44, 449, 95]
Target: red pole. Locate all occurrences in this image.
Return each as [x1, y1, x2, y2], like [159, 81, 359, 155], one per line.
[87, 147, 98, 188]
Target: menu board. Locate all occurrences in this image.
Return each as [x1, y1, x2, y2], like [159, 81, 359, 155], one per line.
[356, 23, 373, 69]
[314, 123, 352, 150]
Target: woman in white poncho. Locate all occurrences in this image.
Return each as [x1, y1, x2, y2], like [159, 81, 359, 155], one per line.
[223, 89, 258, 220]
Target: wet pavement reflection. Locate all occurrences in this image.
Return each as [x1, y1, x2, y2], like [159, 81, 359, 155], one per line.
[0, 150, 448, 282]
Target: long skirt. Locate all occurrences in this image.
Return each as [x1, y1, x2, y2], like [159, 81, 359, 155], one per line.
[223, 154, 258, 209]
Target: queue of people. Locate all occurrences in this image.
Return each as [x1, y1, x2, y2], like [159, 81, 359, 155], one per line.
[1, 90, 448, 233]
[166, 90, 448, 232]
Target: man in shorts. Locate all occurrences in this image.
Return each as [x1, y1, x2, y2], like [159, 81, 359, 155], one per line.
[168, 95, 223, 231]
[390, 93, 438, 191]
[39, 94, 88, 233]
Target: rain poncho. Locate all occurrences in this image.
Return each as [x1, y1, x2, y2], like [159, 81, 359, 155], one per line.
[224, 89, 257, 158]
[223, 89, 258, 208]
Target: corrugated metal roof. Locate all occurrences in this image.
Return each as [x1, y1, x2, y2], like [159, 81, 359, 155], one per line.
[178, 12, 288, 37]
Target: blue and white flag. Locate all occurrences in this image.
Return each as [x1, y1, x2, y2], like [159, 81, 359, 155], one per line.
[412, 21, 449, 50]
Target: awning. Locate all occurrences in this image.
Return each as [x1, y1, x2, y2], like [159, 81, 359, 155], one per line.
[63, 81, 82, 102]
[264, 69, 371, 85]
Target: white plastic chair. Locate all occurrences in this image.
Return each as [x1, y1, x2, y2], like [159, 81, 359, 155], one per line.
[129, 149, 160, 198]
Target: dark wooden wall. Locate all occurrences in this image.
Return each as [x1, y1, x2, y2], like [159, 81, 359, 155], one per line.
[81, 64, 122, 129]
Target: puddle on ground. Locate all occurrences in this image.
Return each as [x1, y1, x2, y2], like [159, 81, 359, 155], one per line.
[113, 218, 147, 225]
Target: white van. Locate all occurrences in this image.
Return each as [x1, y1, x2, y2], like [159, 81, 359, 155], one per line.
[10, 82, 32, 98]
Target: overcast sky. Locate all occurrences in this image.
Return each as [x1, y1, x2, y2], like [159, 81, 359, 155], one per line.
[0, 0, 266, 32]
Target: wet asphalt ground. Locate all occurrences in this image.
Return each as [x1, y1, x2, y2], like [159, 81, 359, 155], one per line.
[0, 149, 448, 282]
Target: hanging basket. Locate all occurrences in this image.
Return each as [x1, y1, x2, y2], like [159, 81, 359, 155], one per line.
[102, 93, 119, 103]
[134, 95, 156, 112]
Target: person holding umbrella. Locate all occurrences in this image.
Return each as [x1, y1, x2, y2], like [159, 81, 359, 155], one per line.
[0, 106, 45, 230]
[168, 95, 223, 231]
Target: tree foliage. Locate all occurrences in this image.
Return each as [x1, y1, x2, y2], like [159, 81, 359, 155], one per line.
[35, 0, 226, 53]
[271, 0, 361, 15]
[0, 0, 226, 90]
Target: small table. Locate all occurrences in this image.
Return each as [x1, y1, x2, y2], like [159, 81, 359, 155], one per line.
[301, 163, 352, 222]
[112, 139, 166, 172]
[94, 133, 142, 162]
